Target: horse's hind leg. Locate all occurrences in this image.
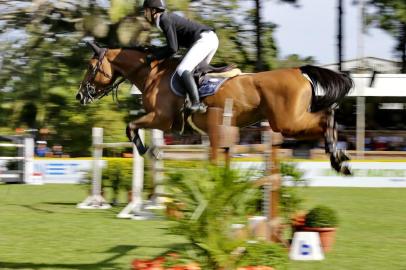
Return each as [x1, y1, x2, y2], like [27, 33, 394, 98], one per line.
[325, 110, 352, 175]
[271, 108, 351, 175]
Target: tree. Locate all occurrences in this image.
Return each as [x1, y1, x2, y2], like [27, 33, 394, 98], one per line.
[0, 1, 146, 155]
[276, 54, 315, 68]
[190, 0, 299, 72]
[366, 0, 406, 73]
[338, 0, 344, 71]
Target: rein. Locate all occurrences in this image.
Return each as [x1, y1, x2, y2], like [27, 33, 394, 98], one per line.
[85, 48, 149, 103]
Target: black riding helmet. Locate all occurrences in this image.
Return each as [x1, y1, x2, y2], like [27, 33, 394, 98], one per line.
[143, 0, 166, 10]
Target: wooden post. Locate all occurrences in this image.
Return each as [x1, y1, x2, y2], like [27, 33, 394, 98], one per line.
[261, 123, 283, 242]
[223, 99, 234, 168]
[270, 131, 281, 220]
[208, 107, 223, 164]
[207, 99, 239, 167]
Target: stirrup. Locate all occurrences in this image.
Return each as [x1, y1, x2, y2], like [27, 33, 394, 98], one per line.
[188, 102, 207, 114]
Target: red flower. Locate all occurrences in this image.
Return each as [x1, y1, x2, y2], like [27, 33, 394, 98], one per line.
[131, 257, 165, 270]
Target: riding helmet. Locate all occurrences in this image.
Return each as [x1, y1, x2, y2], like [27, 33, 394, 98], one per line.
[143, 0, 166, 10]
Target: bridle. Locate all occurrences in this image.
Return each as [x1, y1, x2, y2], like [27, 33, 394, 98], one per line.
[81, 47, 152, 103]
[81, 48, 126, 102]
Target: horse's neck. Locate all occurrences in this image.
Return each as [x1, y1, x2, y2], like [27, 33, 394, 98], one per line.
[142, 59, 179, 92]
[107, 49, 150, 91]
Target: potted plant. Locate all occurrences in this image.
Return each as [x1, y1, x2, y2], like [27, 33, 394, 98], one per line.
[303, 205, 339, 252]
[165, 167, 287, 270]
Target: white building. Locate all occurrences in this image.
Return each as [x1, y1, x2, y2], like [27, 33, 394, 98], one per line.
[323, 57, 402, 74]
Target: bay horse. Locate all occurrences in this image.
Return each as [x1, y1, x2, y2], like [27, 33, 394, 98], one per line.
[77, 42, 353, 175]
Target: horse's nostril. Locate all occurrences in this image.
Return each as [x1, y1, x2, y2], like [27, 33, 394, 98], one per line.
[76, 93, 83, 101]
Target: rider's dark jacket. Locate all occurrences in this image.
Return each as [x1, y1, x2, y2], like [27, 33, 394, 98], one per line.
[152, 12, 213, 60]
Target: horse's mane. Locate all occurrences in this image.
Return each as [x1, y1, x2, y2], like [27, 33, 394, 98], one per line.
[109, 44, 151, 52]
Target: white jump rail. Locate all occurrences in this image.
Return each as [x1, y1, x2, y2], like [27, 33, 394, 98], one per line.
[0, 137, 34, 184]
[77, 128, 152, 219]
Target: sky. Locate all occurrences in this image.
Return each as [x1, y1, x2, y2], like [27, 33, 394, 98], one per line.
[264, 0, 397, 65]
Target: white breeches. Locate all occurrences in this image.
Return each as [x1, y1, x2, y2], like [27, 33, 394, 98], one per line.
[176, 31, 219, 76]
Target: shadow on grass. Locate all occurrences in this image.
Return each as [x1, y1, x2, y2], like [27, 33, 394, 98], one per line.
[0, 245, 137, 270]
[42, 202, 79, 206]
[6, 204, 55, 214]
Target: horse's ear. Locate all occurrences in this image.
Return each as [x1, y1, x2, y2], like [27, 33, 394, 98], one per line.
[86, 41, 102, 55]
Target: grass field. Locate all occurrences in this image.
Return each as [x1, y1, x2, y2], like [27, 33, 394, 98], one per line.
[0, 184, 186, 270]
[1, 184, 406, 270]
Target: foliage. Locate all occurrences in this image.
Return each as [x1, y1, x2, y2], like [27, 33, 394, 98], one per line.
[102, 158, 133, 192]
[305, 205, 339, 228]
[279, 186, 304, 221]
[165, 167, 267, 269]
[101, 157, 154, 204]
[279, 162, 306, 221]
[366, 0, 406, 72]
[0, 1, 137, 156]
[276, 54, 316, 69]
[189, 0, 281, 71]
[236, 241, 288, 270]
[280, 162, 306, 186]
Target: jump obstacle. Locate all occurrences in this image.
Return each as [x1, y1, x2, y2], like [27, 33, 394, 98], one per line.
[82, 99, 282, 237]
[0, 136, 35, 184]
[77, 127, 147, 218]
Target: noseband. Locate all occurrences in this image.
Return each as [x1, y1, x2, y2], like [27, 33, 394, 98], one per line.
[82, 48, 126, 102]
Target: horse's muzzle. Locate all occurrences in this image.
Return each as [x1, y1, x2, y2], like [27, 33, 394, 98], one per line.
[76, 92, 83, 102]
[76, 90, 95, 105]
[76, 92, 88, 105]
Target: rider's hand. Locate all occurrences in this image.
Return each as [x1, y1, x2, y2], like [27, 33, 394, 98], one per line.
[146, 54, 155, 66]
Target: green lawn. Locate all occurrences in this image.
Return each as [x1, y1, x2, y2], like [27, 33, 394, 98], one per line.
[1, 184, 406, 270]
[0, 184, 186, 270]
[290, 187, 406, 270]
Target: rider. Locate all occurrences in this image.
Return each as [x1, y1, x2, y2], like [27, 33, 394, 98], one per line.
[142, 0, 219, 114]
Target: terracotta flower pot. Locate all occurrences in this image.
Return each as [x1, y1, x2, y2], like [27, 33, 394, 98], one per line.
[302, 227, 337, 252]
[291, 212, 307, 234]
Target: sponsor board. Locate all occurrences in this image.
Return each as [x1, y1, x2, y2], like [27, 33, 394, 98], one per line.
[33, 160, 106, 184]
[29, 159, 406, 187]
[233, 161, 406, 188]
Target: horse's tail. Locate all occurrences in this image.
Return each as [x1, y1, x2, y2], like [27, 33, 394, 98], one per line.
[300, 65, 353, 112]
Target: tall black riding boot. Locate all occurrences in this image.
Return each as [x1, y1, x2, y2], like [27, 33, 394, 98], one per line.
[181, 70, 207, 114]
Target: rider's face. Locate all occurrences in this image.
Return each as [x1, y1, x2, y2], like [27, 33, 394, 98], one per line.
[144, 8, 153, 24]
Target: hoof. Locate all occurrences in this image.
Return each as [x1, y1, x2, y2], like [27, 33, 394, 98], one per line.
[341, 166, 352, 176]
[148, 146, 163, 160]
[330, 151, 352, 176]
[337, 150, 350, 162]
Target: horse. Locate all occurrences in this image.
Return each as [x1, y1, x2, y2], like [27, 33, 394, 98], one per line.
[77, 42, 354, 175]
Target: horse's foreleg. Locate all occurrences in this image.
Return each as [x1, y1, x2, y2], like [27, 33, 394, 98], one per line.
[126, 112, 169, 155]
[324, 110, 352, 175]
[125, 127, 149, 155]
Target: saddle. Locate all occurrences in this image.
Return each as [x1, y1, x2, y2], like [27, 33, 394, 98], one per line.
[170, 64, 242, 98]
[170, 64, 242, 135]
